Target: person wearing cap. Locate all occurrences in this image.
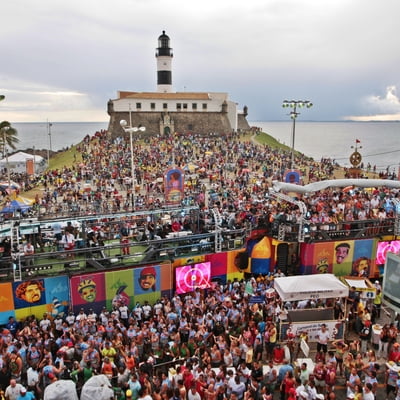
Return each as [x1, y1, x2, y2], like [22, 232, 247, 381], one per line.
[101, 341, 117, 363]
[138, 267, 156, 292]
[15, 386, 35, 400]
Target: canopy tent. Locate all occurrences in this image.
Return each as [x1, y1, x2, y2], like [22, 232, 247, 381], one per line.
[274, 274, 349, 302]
[15, 196, 34, 205]
[0, 151, 46, 174]
[1, 199, 32, 214]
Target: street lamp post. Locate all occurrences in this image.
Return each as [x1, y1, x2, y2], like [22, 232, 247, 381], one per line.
[120, 119, 146, 210]
[282, 100, 313, 169]
[2, 126, 11, 190]
[47, 121, 52, 167]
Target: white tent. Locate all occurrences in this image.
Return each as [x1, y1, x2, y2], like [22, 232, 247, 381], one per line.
[43, 380, 78, 400]
[274, 274, 349, 302]
[80, 375, 114, 400]
[0, 151, 46, 174]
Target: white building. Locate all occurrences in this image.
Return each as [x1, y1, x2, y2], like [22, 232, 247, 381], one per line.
[107, 31, 249, 137]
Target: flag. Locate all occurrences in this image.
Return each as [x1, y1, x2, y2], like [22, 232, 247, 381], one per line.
[356, 139, 360, 143]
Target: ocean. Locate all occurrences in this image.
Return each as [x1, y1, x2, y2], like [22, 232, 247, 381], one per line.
[253, 121, 400, 173]
[11, 122, 108, 152]
[10, 121, 400, 172]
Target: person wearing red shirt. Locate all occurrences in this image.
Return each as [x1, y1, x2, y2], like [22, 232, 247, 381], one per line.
[272, 344, 285, 364]
[388, 342, 400, 363]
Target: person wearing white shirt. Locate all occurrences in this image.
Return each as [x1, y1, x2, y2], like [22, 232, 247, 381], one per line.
[39, 314, 51, 332]
[26, 365, 39, 392]
[5, 379, 24, 400]
[87, 309, 97, 323]
[187, 384, 201, 400]
[65, 312, 75, 326]
[316, 324, 330, 355]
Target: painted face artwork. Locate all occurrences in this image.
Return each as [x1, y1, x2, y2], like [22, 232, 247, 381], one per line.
[80, 285, 97, 302]
[335, 244, 349, 264]
[23, 283, 42, 303]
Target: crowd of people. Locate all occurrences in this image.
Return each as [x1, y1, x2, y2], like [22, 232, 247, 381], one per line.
[0, 129, 398, 253]
[0, 273, 399, 400]
[0, 130, 399, 400]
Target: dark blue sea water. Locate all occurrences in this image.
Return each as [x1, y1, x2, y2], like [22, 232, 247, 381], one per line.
[10, 121, 400, 172]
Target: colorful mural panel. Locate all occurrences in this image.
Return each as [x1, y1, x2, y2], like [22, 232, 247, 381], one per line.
[105, 269, 134, 310]
[300, 239, 377, 278]
[43, 276, 70, 318]
[351, 239, 375, 277]
[0, 249, 240, 323]
[206, 252, 227, 277]
[226, 249, 246, 282]
[70, 273, 105, 313]
[0, 282, 15, 325]
[313, 242, 334, 274]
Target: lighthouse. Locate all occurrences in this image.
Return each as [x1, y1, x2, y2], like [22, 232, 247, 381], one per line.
[156, 31, 173, 93]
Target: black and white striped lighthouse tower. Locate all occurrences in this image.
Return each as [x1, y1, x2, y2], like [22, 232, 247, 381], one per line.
[156, 31, 173, 93]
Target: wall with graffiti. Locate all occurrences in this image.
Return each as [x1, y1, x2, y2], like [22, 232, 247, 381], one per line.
[299, 238, 378, 277]
[0, 249, 244, 325]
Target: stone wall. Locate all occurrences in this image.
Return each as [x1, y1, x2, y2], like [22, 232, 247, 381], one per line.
[237, 113, 250, 131]
[108, 111, 249, 137]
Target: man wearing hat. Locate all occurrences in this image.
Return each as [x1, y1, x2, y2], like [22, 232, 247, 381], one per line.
[138, 267, 156, 292]
[16, 386, 35, 400]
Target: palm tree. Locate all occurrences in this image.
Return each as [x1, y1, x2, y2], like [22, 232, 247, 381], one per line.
[0, 121, 19, 157]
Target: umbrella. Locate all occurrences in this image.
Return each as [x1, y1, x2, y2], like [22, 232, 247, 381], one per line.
[44, 380, 78, 400]
[0, 181, 20, 190]
[80, 375, 114, 400]
[1, 200, 31, 214]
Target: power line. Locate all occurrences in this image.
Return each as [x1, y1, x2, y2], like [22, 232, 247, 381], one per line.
[335, 148, 400, 160]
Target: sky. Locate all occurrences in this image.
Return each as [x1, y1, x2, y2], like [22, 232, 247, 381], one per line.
[1, 0, 400, 123]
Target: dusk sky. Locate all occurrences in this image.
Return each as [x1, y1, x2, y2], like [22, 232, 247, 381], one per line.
[1, 0, 400, 122]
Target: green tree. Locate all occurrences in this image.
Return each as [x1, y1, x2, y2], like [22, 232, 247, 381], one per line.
[0, 121, 19, 157]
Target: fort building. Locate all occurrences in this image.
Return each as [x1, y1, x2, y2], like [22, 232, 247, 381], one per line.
[107, 31, 250, 137]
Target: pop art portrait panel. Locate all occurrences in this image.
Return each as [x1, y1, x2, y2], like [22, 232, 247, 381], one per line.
[70, 273, 105, 306]
[13, 279, 46, 309]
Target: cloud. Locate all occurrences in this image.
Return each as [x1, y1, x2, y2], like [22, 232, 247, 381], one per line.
[345, 86, 400, 121]
[1, 0, 400, 121]
[0, 78, 108, 122]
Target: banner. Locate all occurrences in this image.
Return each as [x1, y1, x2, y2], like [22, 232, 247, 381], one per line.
[164, 168, 184, 204]
[280, 320, 345, 342]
